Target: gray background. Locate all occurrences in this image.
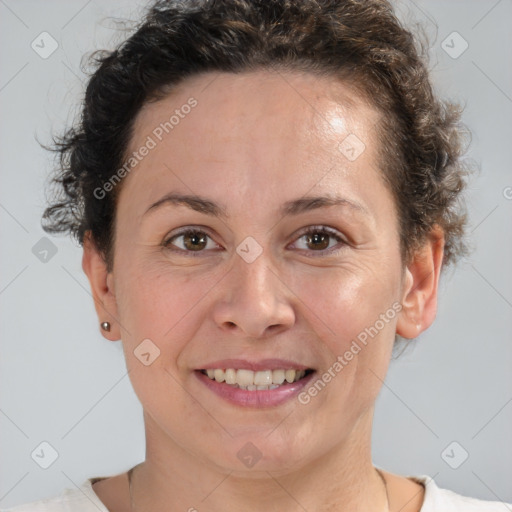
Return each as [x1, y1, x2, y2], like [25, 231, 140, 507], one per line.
[1, 0, 511, 508]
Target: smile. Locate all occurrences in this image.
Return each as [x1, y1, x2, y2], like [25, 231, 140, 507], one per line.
[201, 368, 313, 390]
[195, 367, 316, 407]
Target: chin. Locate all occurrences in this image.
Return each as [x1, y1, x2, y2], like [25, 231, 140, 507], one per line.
[199, 430, 314, 475]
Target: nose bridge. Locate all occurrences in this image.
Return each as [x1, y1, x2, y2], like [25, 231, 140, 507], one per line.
[213, 241, 295, 337]
[231, 242, 280, 309]
[231, 228, 277, 294]
[236, 246, 275, 300]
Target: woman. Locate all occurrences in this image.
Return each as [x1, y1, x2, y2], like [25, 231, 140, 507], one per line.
[3, 0, 510, 511]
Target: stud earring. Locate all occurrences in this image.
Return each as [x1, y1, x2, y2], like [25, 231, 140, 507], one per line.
[101, 321, 111, 332]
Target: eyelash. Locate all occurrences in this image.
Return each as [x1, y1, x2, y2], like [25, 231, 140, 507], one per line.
[162, 225, 347, 258]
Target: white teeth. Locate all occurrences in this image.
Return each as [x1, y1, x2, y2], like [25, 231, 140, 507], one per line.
[225, 368, 237, 385]
[273, 369, 285, 385]
[202, 368, 309, 389]
[285, 369, 296, 383]
[236, 369, 254, 387]
[254, 370, 272, 386]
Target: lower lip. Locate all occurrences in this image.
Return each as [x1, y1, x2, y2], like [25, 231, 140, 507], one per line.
[194, 370, 316, 408]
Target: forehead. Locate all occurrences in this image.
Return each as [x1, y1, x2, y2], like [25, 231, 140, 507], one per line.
[133, 68, 377, 147]
[118, 69, 384, 220]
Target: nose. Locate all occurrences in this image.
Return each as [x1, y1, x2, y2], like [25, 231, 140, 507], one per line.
[211, 250, 296, 339]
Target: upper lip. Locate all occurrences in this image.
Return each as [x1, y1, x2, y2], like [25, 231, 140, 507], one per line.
[197, 359, 313, 372]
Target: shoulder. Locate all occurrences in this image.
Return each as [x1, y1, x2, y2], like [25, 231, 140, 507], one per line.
[0, 478, 108, 512]
[410, 474, 512, 512]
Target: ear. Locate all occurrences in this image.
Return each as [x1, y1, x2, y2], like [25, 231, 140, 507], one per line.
[82, 231, 121, 341]
[396, 225, 445, 339]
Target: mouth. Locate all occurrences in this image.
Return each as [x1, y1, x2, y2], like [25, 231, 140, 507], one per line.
[194, 367, 316, 407]
[198, 368, 315, 390]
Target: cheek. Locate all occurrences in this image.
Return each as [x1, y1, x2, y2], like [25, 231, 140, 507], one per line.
[114, 259, 223, 350]
[293, 268, 399, 416]
[115, 265, 207, 408]
[293, 264, 399, 338]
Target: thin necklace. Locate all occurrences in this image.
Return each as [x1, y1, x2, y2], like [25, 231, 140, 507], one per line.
[127, 463, 141, 512]
[377, 467, 391, 512]
[128, 464, 390, 511]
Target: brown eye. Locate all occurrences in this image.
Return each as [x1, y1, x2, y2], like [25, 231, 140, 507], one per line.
[181, 231, 208, 251]
[164, 228, 219, 255]
[291, 226, 346, 256]
[305, 231, 330, 250]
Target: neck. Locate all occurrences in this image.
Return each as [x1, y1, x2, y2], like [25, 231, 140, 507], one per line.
[129, 408, 389, 512]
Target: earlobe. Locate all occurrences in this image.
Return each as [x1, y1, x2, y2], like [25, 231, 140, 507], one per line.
[396, 225, 445, 340]
[81, 231, 121, 341]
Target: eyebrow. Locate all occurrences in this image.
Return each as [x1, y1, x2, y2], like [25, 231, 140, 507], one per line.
[143, 192, 369, 219]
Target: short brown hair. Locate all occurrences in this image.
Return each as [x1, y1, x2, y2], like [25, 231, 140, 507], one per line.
[42, 0, 472, 274]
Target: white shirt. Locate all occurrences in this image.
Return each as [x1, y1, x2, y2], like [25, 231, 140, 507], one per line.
[1, 474, 510, 511]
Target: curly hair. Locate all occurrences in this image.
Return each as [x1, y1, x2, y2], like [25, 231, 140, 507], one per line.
[42, 0, 471, 275]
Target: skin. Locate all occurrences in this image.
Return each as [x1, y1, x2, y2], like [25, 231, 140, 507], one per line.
[83, 69, 444, 512]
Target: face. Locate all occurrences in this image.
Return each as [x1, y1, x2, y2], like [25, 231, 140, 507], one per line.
[85, 69, 438, 476]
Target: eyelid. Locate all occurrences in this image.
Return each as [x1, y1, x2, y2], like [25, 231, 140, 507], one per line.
[163, 225, 222, 256]
[289, 225, 347, 256]
[163, 224, 348, 256]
